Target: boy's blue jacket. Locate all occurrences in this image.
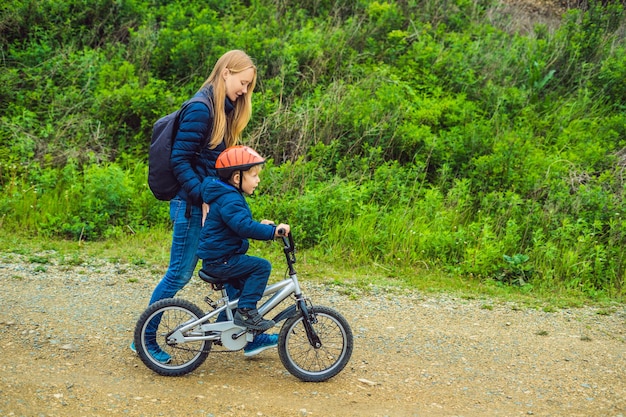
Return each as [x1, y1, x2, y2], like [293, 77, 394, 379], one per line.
[171, 87, 234, 205]
[197, 178, 276, 263]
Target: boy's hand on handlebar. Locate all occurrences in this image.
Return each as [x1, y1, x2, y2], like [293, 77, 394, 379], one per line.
[261, 219, 289, 237]
[274, 224, 290, 238]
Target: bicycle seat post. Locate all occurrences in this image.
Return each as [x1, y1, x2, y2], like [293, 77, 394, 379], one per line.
[198, 269, 235, 321]
[218, 284, 236, 321]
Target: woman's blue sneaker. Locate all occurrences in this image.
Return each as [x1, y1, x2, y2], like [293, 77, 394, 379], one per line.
[244, 333, 278, 357]
[148, 346, 171, 363]
[131, 341, 171, 363]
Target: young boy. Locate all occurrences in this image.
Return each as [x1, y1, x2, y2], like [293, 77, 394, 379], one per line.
[197, 146, 290, 336]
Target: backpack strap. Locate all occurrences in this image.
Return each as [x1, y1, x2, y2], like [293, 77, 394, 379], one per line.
[178, 95, 214, 218]
[179, 95, 214, 150]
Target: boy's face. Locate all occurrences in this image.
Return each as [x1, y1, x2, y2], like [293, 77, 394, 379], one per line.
[238, 169, 261, 195]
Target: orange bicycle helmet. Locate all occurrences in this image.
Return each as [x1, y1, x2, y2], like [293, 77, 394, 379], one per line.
[215, 146, 265, 180]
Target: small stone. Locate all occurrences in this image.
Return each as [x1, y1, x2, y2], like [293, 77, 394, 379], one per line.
[358, 378, 378, 386]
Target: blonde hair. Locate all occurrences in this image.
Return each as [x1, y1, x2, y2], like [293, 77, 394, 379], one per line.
[200, 50, 257, 149]
[246, 164, 263, 176]
[229, 163, 263, 184]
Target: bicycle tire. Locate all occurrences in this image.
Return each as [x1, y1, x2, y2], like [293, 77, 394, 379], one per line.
[278, 305, 353, 382]
[133, 298, 210, 376]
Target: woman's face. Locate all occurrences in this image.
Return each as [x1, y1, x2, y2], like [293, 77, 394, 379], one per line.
[223, 67, 255, 102]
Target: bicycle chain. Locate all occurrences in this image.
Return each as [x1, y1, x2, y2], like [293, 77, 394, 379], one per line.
[169, 342, 242, 354]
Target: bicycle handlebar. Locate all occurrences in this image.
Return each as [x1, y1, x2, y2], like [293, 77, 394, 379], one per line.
[272, 225, 295, 266]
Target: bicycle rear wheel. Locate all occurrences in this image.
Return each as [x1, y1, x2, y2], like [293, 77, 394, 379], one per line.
[133, 298, 210, 376]
[278, 305, 353, 382]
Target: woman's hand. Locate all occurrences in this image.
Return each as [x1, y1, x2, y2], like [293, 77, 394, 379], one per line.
[202, 203, 210, 227]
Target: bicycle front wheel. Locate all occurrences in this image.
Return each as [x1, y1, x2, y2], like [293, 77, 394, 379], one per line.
[133, 298, 210, 376]
[278, 305, 353, 382]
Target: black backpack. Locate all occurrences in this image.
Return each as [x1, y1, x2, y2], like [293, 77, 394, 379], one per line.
[148, 96, 212, 201]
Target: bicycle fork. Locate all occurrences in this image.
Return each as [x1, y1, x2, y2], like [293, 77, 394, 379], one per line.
[297, 297, 322, 349]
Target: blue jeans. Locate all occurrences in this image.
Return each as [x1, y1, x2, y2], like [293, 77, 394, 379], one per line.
[202, 254, 271, 310]
[149, 198, 202, 305]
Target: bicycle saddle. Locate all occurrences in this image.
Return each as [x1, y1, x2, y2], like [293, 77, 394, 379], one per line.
[198, 269, 231, 287]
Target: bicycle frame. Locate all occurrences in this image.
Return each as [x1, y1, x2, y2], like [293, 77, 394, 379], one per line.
[166, 233, 312, 348]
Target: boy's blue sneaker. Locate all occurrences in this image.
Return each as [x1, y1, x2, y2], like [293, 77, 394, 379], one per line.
[130, 341, 136, 353]
[244, 333, 278, 357]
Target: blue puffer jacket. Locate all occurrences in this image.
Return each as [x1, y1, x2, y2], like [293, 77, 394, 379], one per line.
[170, 87, 235, 205]
[197, 178, 276, 263]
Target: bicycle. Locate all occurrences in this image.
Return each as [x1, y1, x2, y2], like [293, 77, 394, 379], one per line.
[133, 231, 354, 382]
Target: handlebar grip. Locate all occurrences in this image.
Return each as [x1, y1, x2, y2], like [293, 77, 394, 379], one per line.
[277, 227, 286, 236]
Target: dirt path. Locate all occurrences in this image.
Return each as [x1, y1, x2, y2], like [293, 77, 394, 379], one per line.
[1, 256, 625, 417]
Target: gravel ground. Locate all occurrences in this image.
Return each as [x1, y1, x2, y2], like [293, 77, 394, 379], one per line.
[1, 250, 625, 417]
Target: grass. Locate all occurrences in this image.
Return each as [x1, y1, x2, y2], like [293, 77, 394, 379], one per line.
[1, 229, 624, 311]
[0, 228, 172, 266]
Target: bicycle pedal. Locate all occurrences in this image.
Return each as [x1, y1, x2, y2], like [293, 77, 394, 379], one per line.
[204, 296, 225, 309]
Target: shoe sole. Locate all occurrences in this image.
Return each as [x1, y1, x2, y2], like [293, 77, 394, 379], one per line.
[244, 344, 277, 357]
[233, 319, 275, 332]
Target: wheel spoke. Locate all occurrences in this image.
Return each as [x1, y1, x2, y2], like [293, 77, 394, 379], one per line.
[134, 298, 211, 376]
[279, 306, 353, 382]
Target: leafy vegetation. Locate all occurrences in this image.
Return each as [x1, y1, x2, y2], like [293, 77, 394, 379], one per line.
[1, 0, 625, 302]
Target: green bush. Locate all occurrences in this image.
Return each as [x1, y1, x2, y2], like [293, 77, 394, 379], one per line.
[2, 0, 625, 299]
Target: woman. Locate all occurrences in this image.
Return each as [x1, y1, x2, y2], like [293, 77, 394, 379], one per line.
[134, 50, 277, 361]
